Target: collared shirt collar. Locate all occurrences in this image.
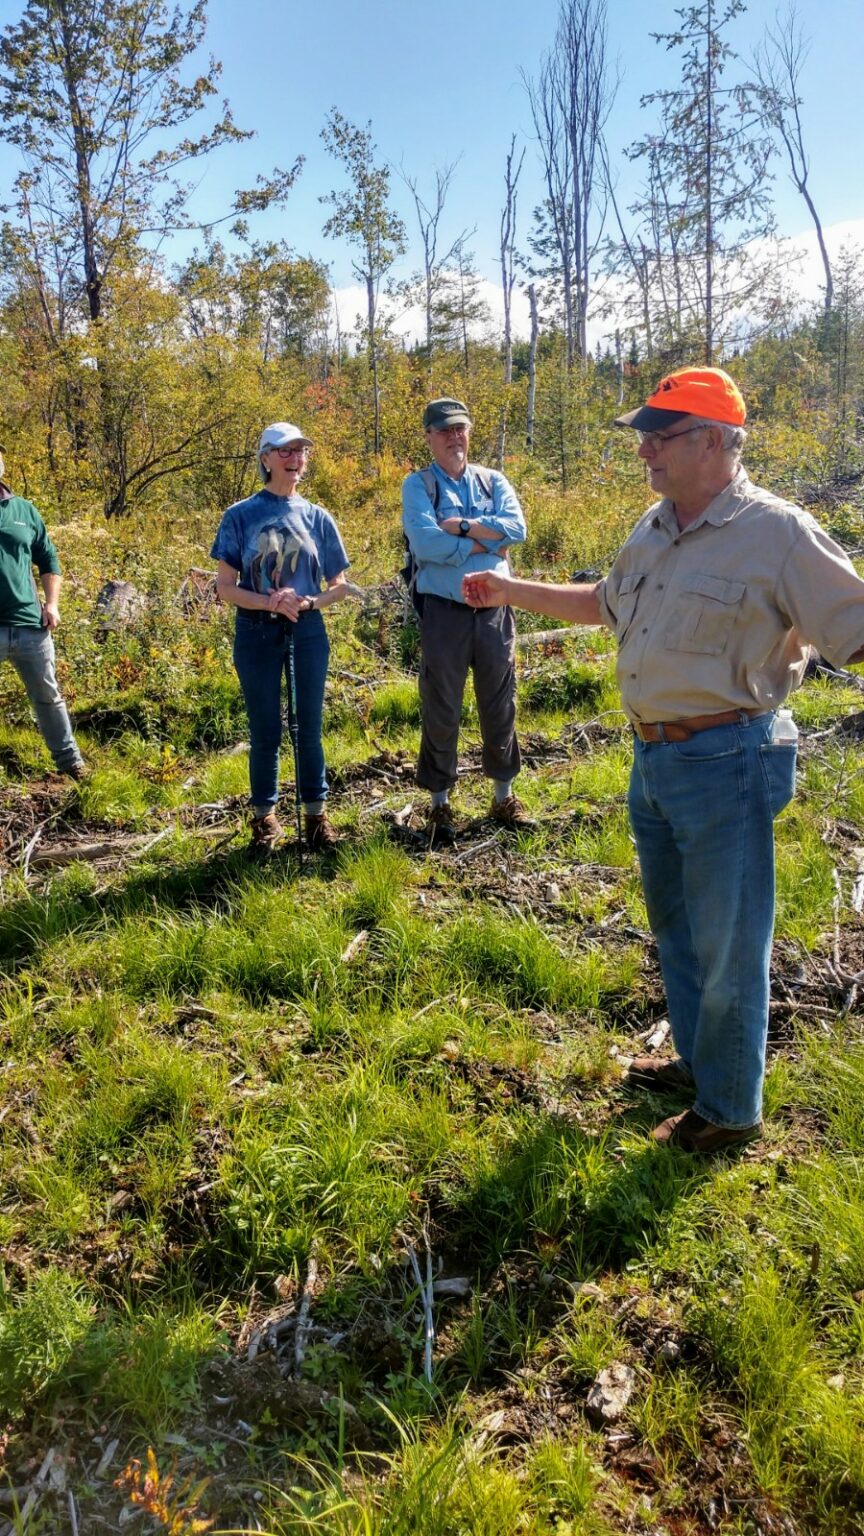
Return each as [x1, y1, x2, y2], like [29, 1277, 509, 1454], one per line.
[432, 461, 468, 487]
[0, 482, 12, 502]
[655, 467, 753, 535]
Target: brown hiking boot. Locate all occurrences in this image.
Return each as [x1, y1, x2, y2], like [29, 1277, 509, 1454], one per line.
[652, 1108, 763, 1154]
[427, 802, 457, 847]
[64, 760, 88, 781]
[490, 794, 536, 830]
[250, 811, 282, 855]
[305, 811, 340, 852]
[625, 1056, 695, 1094]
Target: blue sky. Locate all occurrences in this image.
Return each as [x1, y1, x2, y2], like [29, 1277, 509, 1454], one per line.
[195, 0, 863, 283]
[0, 0, 861, 309]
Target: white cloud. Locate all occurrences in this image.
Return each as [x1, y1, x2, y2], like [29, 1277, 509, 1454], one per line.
[328, 219, 864, 354]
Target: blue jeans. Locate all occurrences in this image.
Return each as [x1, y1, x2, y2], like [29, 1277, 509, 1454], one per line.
[233, 610, 329, 812]
[628, 713, 796, 1129]
[0, 624, 83, 771]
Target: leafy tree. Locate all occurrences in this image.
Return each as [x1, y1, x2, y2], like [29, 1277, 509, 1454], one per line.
[177, 239, 330, 361]
[0, 0, 298, 329]
[429, 240, 491, 373]
[321, 110, 406, 456]
[626, 0, 775, 364]
[0, 0, 300, 516]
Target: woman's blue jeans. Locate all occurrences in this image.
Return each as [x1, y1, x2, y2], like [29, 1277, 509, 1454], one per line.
[0, 624, 83, 770]
[233, 610, 329, 811]
[628, 713, 796, 1129]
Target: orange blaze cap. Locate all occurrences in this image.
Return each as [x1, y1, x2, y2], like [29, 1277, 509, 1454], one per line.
[616, 366, 746, 431]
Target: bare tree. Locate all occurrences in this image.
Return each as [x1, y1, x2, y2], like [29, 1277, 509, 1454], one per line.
[500, 137, 525, 387]
[497, 136, 525, 463]
[400, 161, 468, 358]
[524, 0, 615, 369]
[526, 283, 539, 451]
[753, 7, 832, 315]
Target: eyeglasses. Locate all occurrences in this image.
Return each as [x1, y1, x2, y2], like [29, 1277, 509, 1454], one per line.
[269, 443, 310, 458]
[637, 425, 707, 451]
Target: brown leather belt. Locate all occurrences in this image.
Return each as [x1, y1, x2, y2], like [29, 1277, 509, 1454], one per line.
[633, 707, 768, 743]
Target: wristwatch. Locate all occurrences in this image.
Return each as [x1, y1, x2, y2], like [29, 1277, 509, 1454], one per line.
[301, 595, 317, 612]
[458, 519, 471, 537]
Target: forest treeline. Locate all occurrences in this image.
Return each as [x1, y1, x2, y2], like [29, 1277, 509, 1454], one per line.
[0, 0, 862, 531]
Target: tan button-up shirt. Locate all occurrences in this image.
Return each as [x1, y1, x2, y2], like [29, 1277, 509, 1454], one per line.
[597, 469, 864, 724]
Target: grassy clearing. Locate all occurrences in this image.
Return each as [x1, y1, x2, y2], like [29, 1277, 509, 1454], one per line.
[1, 513, 863, 1532]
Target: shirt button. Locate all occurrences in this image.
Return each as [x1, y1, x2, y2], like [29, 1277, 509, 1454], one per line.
[642, 627, 648, 633]
[630, 673, 637, 679]
[657, 583, 664, 590]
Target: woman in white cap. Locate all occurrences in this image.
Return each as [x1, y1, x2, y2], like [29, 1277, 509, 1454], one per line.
[211, 422, 351, 854]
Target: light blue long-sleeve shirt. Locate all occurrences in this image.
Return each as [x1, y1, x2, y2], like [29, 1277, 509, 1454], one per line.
[401, 462, 527, 603]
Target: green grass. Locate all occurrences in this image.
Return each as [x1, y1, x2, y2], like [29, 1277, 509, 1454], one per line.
[2, 582, 864, 1533]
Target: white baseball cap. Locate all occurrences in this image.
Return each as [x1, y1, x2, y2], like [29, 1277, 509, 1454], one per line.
[258, 422, 313, 455]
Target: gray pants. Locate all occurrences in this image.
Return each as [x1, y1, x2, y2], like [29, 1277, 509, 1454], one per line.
[0, 624, 83, 771]
[416, 596, 521, 793]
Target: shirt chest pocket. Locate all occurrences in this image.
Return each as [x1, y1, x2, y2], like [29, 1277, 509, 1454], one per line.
[614, 571, 646, 641]
[663, 573, 746, 656]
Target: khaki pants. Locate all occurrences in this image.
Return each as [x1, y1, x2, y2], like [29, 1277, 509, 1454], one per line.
[416, 596, 521, 793]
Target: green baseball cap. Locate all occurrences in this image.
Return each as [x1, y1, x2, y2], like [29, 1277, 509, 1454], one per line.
[423, 397, 471, 430]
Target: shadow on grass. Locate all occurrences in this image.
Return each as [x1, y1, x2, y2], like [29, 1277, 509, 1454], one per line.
[0, 841, 343, 972]
[434, 1105, 709, 1275]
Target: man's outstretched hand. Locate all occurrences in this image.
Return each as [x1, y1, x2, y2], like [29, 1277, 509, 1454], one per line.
[462, 571, 509, 608]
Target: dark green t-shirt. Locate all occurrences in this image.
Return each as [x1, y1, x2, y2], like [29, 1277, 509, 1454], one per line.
[0, 491, 61, 627]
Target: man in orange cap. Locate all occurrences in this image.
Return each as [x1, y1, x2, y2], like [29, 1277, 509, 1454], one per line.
[462, 366, 864, 1153]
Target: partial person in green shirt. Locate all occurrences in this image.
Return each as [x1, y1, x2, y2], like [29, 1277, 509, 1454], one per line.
[0, 447, 85, 779]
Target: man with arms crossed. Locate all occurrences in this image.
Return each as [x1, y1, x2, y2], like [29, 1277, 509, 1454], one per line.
[403, 397, 531, 845]
[463, 366, 864, 1152]
[0, 446, 85, 780]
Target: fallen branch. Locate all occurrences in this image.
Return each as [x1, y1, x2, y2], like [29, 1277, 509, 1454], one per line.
[340, 930, 370, 965]
[452, 833, 501, 865]
[423, 1219, 435, 1386]
[399, 1228, 435, 1384]
[29, 838, 144, 868]
[516, 628, 572, 648]
[852, 848, 864, 914]
[294, 1239, 320, 1377]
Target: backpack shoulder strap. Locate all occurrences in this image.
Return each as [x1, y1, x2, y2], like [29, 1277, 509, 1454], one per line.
[468, 464, 495, 499]
[419, 466, 439, 511]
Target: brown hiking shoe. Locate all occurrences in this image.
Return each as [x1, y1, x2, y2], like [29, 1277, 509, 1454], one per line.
[305, 811, 340, 852]
[652, 1108, 763, 1154]
[490, 794, 536, 829]
[64, 760, 88, 781]
[250, 811, 282, 855]
[427, 802, 457, 847]
[625, 1056, 695, 1094]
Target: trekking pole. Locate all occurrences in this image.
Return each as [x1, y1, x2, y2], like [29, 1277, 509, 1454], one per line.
[285, 624, 304, 870]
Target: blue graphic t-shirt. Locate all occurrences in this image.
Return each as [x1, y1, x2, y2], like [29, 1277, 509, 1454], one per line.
[211, 489, 350, 600]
